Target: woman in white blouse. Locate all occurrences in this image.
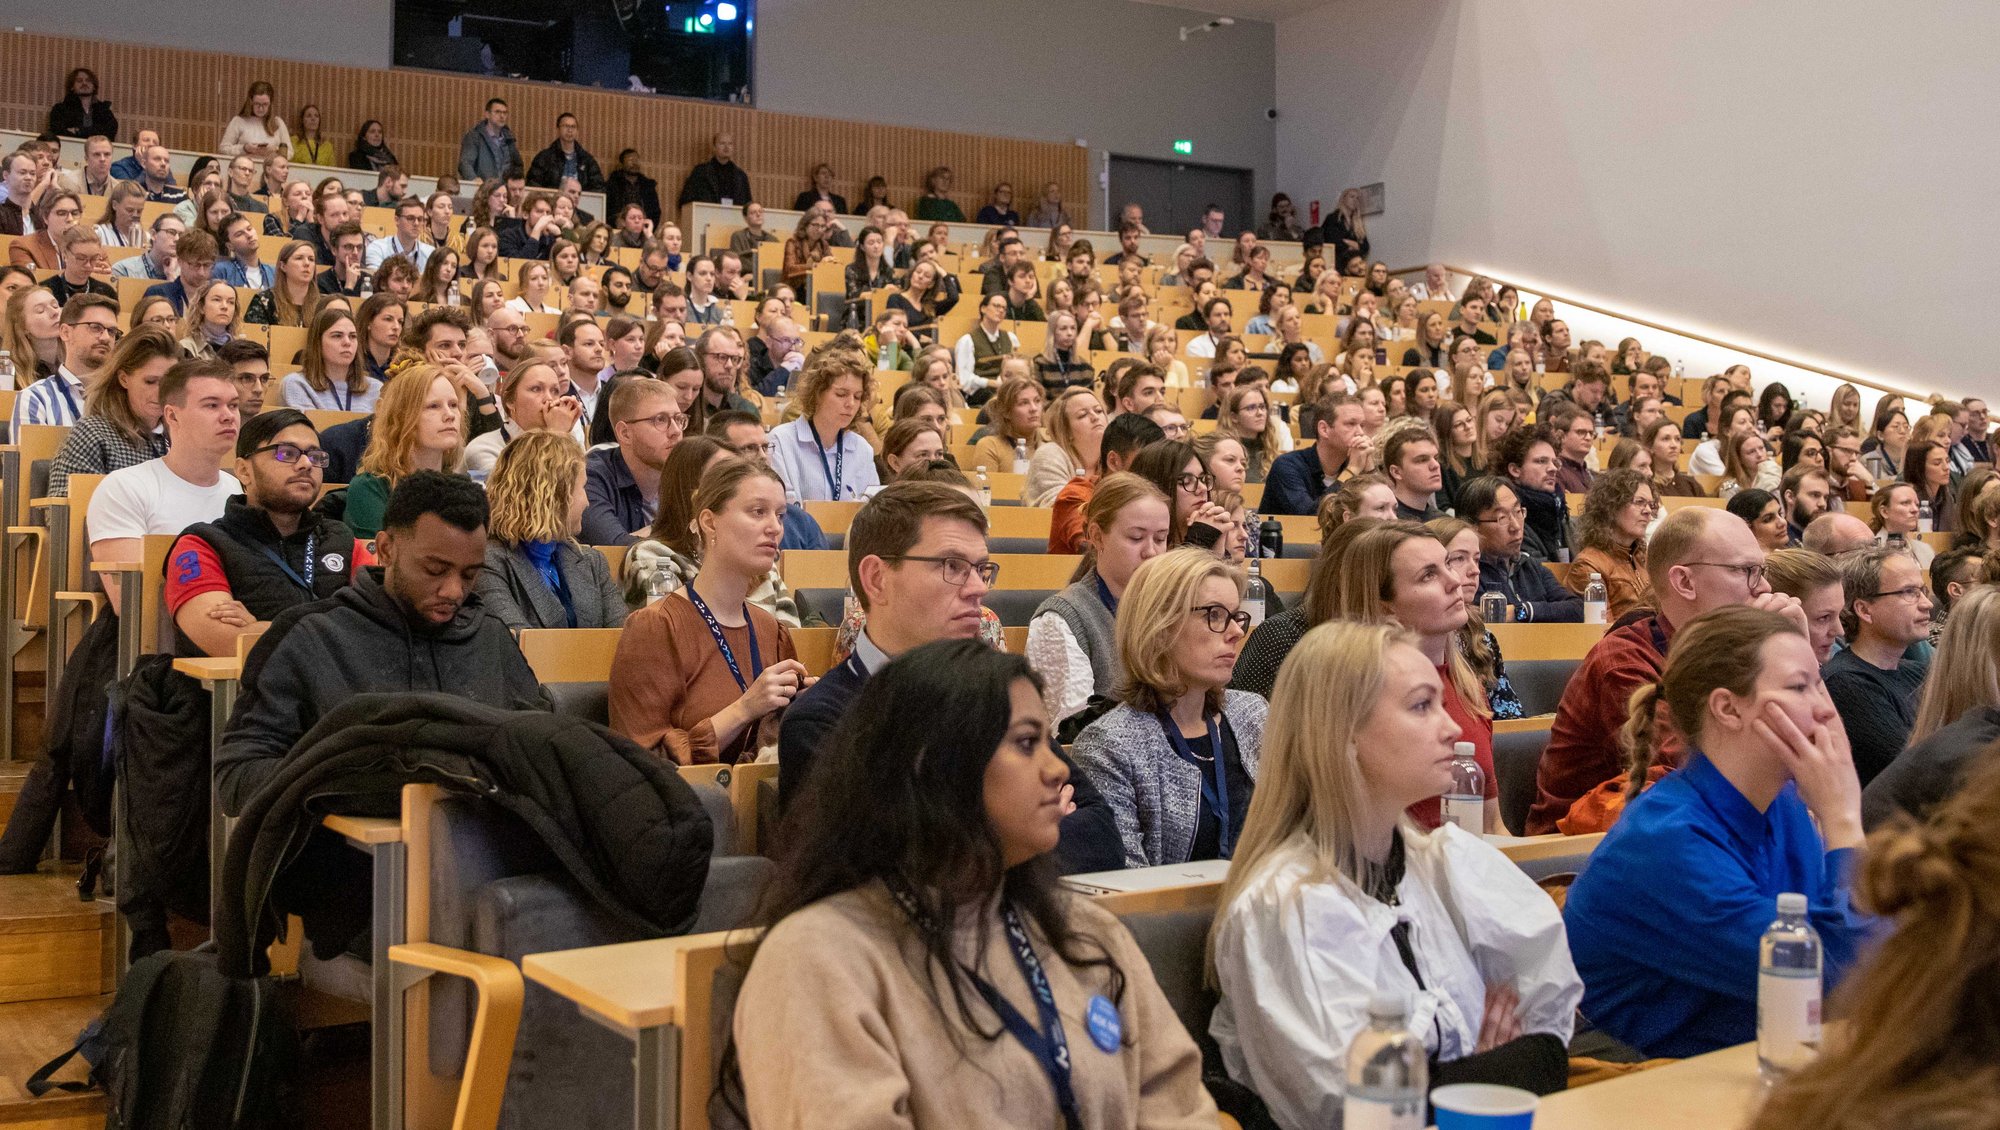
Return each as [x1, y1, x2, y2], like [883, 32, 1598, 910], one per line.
[219, 81, 291, 158]
[1027, 473, 1170, 723]
[767, 348, 879, 501]
[1207, 620, 1581, 1130]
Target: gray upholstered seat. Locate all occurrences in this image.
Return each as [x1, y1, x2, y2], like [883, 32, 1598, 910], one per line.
[1494, 726, 1550, 836]
[1506, 658, 1582, 717]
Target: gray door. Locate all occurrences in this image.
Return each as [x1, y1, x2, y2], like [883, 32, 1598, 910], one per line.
[1108, 156, 1254, 239]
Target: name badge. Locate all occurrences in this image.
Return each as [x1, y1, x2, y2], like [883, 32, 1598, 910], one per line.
[1085, 995, 1121, 1053]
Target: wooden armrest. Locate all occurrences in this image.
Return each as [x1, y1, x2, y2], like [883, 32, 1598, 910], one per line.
[89, 559, 140, 572]
[29, 497, 65, 510]
[54, 591, 105, 607]
[321, 814, 402, 846]
[6, 525, 44, 539]
[388, 943, 522, 1130]
[1494, 714, 1557, 734]
[172, 656, 244, 682]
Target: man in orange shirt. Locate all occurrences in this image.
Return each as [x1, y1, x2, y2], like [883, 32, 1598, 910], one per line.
[1048, 413, 1164, 553]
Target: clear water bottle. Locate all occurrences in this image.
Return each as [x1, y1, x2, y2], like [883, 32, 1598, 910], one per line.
[1917, 500, 1933, 534]
[1583, 572, 1607, 625]
[1343, 991, 1427, 1130]
[975, 465, 992, 508]
[720, 301, 735, 327]
[784, 488, 800, 509]
[1242, 557, 1268, 627]
[1480, 591, 1508, 623]
[645, 567, 678, 603]
[1442, 742, 1484, 836]
[1758, 892, 1822, 1083]
[0, 349, 13, 390]
[1012, 439, 1030, 476]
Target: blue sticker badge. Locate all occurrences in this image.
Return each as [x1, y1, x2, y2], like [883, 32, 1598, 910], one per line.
[1085, 994, 1121, 1053]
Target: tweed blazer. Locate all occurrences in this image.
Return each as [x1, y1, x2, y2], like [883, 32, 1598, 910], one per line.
[1070, 691, 1267, 869]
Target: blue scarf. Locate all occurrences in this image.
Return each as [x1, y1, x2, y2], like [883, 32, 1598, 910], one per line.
[523, 541, 578, 628]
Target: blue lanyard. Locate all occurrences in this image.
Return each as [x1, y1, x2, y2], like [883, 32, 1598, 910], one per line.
[885, 884, 1082, 1130]
[1156, 709, 1233, 857]
[255, 532, 317, 594]
[809, 426, 846, 499]
[1092, 572, 1118, 615]
[329, 382, 352, 412]
[685, 587, 764, 691]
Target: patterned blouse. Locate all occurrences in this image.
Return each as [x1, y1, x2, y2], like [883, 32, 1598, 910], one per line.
[49, 416, 169, 497]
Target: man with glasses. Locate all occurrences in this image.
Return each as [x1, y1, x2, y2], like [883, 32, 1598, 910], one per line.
[166, 408, 365, 657]
[706, 409, 827, 551]
[13, 293, 117, 430]
[144, 228, 218, 315]
[1823, 425, 1875, 502]
[1528, 507, 1808, 834]
[110, 213, 182, 281]
[584, 377, 683, 546]
[1264, 392, 1372, 516]
[694, 327, 757, 417]
[1464, 476, 1583, 622]
[775, 482, 1122, 870]
[1823, 547, 1932, 786]
[1143, 403, 1190, 442]
[749, 315, 804, 397]
[1956, 399, 1992, 467]
[219, 339, 272, 416]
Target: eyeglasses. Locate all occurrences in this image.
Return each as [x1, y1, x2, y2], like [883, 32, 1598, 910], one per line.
[1686, 561, 1765, 585]
[1191, 603, 1253, 633]
[626, 411, 689, 431]
[1867, 585, 1928, 602]
[250, 442, 331, 468]
[879, 554, 1000, 588]
[706, 352, 745, 365]
[1476, 505, 1527, 525]
[1176, 472, 1215, 493]
[68, 320, 122, 340]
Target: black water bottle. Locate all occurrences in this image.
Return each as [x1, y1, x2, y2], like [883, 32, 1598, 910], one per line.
[1260, 517, 1283, 559]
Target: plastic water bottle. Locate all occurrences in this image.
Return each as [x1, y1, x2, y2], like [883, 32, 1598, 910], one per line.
[1758, 892, 1822, 1083]
[975, 465, 992, 508]
[1012, 439, 1030, 476]
[721, 301, 735, 327]
[1242, 557, 1268, 627]
[1343, 991, 1427, 1130]
[645, 568, 677, 603]
[0, 349, 13, 390]
[1583, 572, 1607, 625]
[1480, 591, 1508, 624]
[1442, 742, 1485, 836]
[1917, 500, 1933, 534]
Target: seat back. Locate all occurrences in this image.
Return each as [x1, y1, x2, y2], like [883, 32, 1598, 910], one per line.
[1115, 905, 1222, 1053]
[1494, 726, 1550, 837]
[1507, 658, 1581, 717]
[543, 681, 609, 727]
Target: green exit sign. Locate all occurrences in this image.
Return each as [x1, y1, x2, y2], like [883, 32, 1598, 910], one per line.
[1171, 139, 1194, 156]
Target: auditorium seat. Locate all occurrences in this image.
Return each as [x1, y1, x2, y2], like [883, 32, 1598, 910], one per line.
[1508, 659, 1582, 717]
[1494, 724, 1550, 835]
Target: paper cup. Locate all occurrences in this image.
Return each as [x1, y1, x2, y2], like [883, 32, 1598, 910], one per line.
[1431, 1083, 1538, 1130]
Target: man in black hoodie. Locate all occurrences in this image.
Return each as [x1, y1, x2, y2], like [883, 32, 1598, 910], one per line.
[216, 471, 549, 815]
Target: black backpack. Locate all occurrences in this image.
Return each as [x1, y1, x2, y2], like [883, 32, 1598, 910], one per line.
[27, 949, 298, 1129]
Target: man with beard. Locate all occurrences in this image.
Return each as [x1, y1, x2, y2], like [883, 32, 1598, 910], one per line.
[167, 409, 366, 657]
[1782, 465, 1833, 546]
[584, 377, 683, 546]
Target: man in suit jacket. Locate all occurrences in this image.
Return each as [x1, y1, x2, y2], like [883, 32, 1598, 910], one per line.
[778, 482, 1121, 872]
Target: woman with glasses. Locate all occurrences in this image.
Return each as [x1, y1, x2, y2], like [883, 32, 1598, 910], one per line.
[1128, 439, 1229, 551]
[474, 431, 626, 631]
[1070, 548, 1266, 867]
[626, 436, 805, 627]
[613, 454, 807, 765]
[462, 354, 585, 477]
[1568, 469, 1659, 619]
[1564, 606, 1872, 1058]
[9, 192, 84, 270]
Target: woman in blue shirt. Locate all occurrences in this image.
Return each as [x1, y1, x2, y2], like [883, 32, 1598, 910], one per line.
[1563, 605, 1876, 1058]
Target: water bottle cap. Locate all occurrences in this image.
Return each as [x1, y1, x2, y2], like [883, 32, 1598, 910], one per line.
[1589, 571, 1603, 581]
[1366, 990, 1406, 1020]
[1454, 741, 1474, 758]
[1776, 892, 1807, 915]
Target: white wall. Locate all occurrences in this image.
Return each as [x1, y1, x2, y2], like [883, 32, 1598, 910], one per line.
[16, 1, 395, 68]
[1274, 0, 1998, 406]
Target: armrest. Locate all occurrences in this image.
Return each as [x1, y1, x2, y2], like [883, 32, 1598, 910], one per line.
[172, 656, 244, 683]
[53, 591, 106, 611]
[388, 943, 523, 1130]
[321, 813, 402, 847]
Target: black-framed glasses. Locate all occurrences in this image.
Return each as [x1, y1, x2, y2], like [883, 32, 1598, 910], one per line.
[626, 411, 690, 431]
[250, 442, 331, 468]
[68, 320, 122, 340]
[1176, 472, 1215, 494]
[1867, 585, 1928, 602]
[1686, 561, 1765, 585]
[879, 554, 1000, 588]
[1191, 603, 1253, 633]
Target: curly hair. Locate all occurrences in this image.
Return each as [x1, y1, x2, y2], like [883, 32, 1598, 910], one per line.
[1576, 468, 1654, 553]
[485, 430, 584, 545]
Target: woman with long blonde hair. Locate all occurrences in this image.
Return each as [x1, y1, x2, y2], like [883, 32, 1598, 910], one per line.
[343, 359, 466, 538]
[176, 281, 239, 359]
[972, 376, 1047, 472]
[475, 430, 625, 630]
[1216, 385, 1283, 483]
[1861, 584, 2000, 826]
[1207, 621, 1579, 1129]
[1025, 386, 1108, 507]
[244, 240, 320, 327]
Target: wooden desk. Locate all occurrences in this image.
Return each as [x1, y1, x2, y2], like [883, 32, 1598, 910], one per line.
[1532, 1041, 1763, 1128]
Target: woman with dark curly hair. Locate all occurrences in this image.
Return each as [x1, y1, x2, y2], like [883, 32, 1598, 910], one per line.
[1566, 468, 1658, 619]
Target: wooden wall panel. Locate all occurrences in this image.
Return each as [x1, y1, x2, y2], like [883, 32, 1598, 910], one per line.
[0, 31, 1086, 221]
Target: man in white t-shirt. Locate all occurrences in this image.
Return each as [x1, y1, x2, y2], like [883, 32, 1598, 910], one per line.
[89, 358, 243, 615]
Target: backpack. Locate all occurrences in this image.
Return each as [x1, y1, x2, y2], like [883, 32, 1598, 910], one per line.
[48, 610, 123, 838]
[27, 949, 299, 1129]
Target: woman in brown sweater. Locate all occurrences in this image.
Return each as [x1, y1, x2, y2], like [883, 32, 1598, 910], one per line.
[729, 639, 1217, 1130]
[1567, 468, 1659, 620]
[608, 457, 808, 764]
